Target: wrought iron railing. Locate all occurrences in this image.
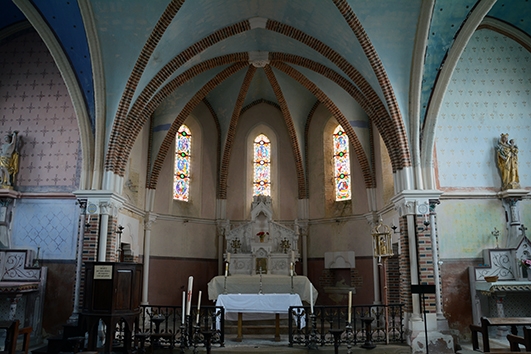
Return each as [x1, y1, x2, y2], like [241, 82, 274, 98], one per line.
[127, 303, 403, 350]
[288, 304, 404, 347]
[137, 304, 225, 349]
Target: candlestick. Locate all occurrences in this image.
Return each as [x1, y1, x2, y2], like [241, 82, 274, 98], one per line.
[348, 290, 352, 323]
[182, 291, 185, 324]
[310, 289, 314, 314]
[196, 290, 202, 324]
[290, 262, 293, 276]
[186, 276, 193, 316]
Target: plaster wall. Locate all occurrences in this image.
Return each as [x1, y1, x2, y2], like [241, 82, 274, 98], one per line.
[436, 29, 531, 190]
[150, 218, 217, 259]
[437, 199, 506, 259]
[152, 103, 217, 219]
[225, 103, 298, 221]
[0, 30, 81, 193]
[307, 104, 370, 219]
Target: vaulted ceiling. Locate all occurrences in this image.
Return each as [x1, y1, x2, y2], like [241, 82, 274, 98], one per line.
[2, 0, 530, 192]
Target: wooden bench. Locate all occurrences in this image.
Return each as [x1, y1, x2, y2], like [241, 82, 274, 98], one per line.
[507, 326, 531, 352]
[470, 317, 531, 352]
[0, 320, 32, 354]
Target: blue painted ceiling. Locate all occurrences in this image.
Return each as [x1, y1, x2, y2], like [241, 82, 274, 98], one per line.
[1, 0, 530, 142]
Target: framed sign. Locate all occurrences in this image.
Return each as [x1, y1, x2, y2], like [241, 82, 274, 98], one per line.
[94, 265, 113, 279]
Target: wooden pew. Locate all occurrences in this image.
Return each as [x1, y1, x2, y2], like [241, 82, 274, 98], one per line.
[470, 317, 531, 352]
[507, 326, 531, 352]
[0, 320, 32, 354]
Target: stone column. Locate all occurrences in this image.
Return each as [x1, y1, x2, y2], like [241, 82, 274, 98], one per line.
[68, 198, 87, 324]
[499, 190, 530, 248]
[142, 213, 157, 305]
[98, 201, 111, 262]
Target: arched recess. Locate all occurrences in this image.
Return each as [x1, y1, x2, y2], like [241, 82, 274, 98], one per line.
[421, 0, 497, 189]
[270, 62, 374, 189]
[147, 63, 248, 189]
[245, 124, 279, 217]
[12, 3, 94, 189]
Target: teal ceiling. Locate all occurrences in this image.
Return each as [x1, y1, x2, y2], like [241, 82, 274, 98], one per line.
[2, 0, 530, 147]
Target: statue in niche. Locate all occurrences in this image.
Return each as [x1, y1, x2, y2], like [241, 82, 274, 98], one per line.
[496, 133, 520, 190]
[0, 131, 19, 189]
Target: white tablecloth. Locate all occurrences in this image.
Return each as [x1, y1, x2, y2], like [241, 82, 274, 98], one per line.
[215, 293, 306, 327]
[207, 275, 317, 304]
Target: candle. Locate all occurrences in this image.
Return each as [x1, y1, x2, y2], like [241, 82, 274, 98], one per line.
[181, 291, 185, 324]
[196, 290, 202, 324]
[348, 291, 352, 323]
[310, 289, 314, 314]
[227, 252, 230, 263]
[225, 263, 228, 277]
[291, 250, 295, 263]
[186, 276, 193, 316]
[290, 262, 293, 276]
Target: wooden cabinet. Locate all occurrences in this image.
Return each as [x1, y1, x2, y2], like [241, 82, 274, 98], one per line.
[81, 262, 143, 353]
[82, 262, 142, 314]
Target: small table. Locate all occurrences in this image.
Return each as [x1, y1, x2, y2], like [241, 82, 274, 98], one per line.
[216, 293, 303, 342]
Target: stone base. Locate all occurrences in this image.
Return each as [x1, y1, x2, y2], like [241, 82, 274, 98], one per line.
[411, 330, 454, 354]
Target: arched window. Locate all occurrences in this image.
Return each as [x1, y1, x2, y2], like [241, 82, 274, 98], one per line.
[333, 125, 351, 201]
[253, 134, 271, 196]
[174, 124, 191, 201]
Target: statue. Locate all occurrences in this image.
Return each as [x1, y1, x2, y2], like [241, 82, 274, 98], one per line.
[496, 133, 520, 190]
[0, 131, 19, 189]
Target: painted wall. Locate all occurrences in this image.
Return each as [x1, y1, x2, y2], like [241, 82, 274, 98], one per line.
[436, 29, 531, 190]
[0, 30, 81, 193]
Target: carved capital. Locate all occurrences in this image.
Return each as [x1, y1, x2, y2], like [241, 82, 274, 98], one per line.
[144, 213, 158, 231]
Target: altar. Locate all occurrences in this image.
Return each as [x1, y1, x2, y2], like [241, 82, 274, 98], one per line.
[207, 274, 318, 304]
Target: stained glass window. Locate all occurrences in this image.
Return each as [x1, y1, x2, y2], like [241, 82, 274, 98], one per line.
[253, 134, 271, 196]
[174, 125, 191, 201]
[333, 125, 351, 201]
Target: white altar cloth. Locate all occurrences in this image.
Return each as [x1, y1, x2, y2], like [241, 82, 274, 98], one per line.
[215, 293, 306, 328]
[207, 274, 317, 304]
[216, 293, 303, 314]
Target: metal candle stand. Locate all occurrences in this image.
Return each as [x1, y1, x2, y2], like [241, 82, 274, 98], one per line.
[346, 323, 353, 354]
[223, 274, 227, 294]
[179, 320, 187, 353]
[290, 273, 294, 294]
[308, 313, 319, 350]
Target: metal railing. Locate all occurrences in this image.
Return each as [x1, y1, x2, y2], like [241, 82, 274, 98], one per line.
[128, 303, 403, 350]
[288, 304, 405, 347]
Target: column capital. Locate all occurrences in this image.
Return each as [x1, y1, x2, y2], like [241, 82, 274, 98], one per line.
[144, 213, 158, 231]
[73, 190, 126, 216]
[391, 190, 442, 217]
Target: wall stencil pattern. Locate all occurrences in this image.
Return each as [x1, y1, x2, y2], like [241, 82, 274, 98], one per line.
[11, 199, 79, 260]
[436, 29, 530, 189]
[0, 30, 81, 192]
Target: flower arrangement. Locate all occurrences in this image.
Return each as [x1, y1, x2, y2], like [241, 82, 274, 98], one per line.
[256, 231, 269, 242]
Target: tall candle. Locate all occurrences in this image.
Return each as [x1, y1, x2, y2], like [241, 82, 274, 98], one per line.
[291, 250, 295, 263]
[310, 289, 314, 314]
[186, 276, 193, 316]
[225, 263, 228, 277]
[196, 290, 202, 324]
[347, 291, 352, 323]
[290, 262, 293, 276]
[227, 252, 230, 263]
[182, 291, 186, 324]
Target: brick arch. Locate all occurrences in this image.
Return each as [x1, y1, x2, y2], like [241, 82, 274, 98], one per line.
[218, 65, 257, 199]
[332, 0, 410, 170]
[107, 0, 185, 173]
[117, 53, 249, 175]
[270, 61, 374, 189]
[263, 65, 306, 199]
[147, 62, 248, 189]
[266, 20, 405, 173]
[106, 19, 251, 175]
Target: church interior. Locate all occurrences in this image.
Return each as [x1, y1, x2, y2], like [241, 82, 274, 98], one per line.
[0, 0, 530, 353]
